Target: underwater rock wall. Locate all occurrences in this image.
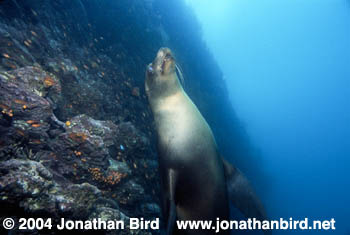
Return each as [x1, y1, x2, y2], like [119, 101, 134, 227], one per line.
[0, 0, 262, 234]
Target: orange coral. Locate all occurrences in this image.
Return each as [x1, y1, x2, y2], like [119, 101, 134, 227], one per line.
[88, 168, 126, 186]
[2, 108, 13, 117]
[14, 99, 26, 105]
[30, 139, 41, 144]
[89, 167, 103, 181]
[44, 76, 55, 87]
[68, 132, 88, 143]
[8, 64, 17, 69]
[0, 104, 9, 110]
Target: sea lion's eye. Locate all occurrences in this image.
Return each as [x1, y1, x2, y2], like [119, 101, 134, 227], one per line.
[165, 53, 172, 60]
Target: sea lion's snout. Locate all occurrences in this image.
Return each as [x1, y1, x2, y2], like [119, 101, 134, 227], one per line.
[145, 48, 179, 97]
[146, 64, 154, 75]
[153, 47, 175, 75]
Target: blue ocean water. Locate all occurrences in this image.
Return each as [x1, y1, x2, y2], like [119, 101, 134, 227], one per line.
[186, 0, 350, 234]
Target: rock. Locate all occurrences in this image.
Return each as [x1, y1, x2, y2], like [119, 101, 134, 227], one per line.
[6, 66, 61, 104]
[108, 158, 132, 175]
[0, 159, 53, 202]
[44, 114, 118, 184]
[68, 114, 118, 147]
[0, 67, 58, 157]
[140, 203, 161, 216]
[0, 63, 161, 235]
[0, 158, 136, 234]
[0, 159, 101, 219]
[89, 207, 129, 224]
[54, 183, 102, 218]
[114, 122, 151, 159]
[132, 87, 140, 97]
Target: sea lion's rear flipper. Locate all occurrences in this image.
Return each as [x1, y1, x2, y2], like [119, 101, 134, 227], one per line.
[222, 159, 269, 224]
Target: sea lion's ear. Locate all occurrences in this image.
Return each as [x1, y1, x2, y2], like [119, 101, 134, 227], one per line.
[222, 159, 271, 234]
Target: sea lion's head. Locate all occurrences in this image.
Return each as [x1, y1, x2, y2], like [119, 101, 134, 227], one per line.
[145, 48, 182, 100]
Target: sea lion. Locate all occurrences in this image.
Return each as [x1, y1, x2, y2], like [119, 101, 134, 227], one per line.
[145, 48, 268, 235]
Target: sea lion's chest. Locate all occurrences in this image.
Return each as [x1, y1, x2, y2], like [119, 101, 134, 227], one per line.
[153, 93, 217, 164]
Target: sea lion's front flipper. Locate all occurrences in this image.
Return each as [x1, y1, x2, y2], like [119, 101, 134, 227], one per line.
[222, 159, 269, 223]
[165, 169, 177, 235]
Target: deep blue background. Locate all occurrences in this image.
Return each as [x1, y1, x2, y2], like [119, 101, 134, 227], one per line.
[185, 0, 350, 234]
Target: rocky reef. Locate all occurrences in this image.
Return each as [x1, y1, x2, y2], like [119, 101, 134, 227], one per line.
[0, 0, 263, 234]
[0, 66, 159, 235]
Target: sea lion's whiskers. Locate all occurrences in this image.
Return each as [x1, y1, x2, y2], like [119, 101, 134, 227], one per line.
[175, 63, 185, 87]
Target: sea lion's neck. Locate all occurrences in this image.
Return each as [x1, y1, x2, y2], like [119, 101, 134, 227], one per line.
[147, 73, 184, 111]
[150, 90, 186, 113]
